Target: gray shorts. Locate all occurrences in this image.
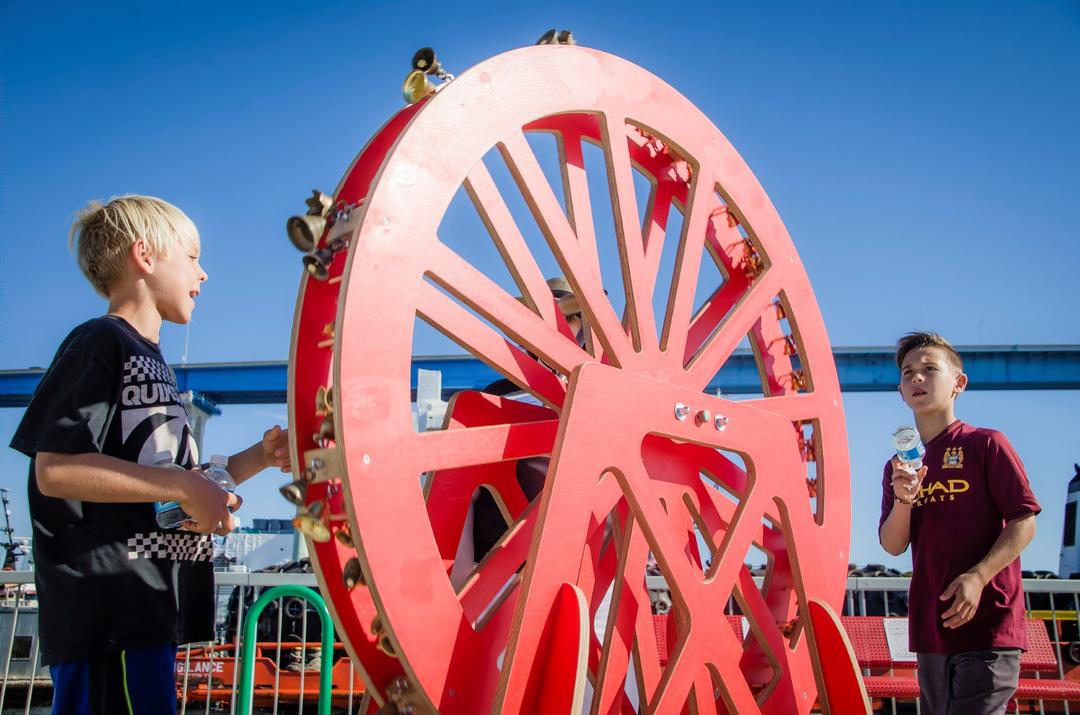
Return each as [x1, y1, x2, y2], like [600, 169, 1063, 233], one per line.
[917, 649, 1021, 715]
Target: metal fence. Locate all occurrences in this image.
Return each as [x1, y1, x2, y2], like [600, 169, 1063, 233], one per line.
[2, 572, 1078, 713]
[0, 571, 372, 715]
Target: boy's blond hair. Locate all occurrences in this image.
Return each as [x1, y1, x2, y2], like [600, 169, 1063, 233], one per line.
[68, 195, 200, 297]
[895, 331, 964, 373]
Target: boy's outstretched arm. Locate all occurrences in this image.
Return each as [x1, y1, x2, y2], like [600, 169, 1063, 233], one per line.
[939, 512, 1037, 628]
[35, 451, 238, 535]
[226, 425, 292, 485]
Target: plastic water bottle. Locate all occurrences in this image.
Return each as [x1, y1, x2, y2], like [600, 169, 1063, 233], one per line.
[154, 451, 191, 530]
[203, 454, 235, 492]
[891, 426, 925, 471]
[203, 455, 240, 529]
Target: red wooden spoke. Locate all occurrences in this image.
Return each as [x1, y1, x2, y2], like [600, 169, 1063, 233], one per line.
[641, 180, 676, 300]
[593, 517, 652, 715]
[416, 281, 568, 408]
[750, 301, 797, 398]
[734, 566, 795, 699]
[425, 463, 527, 565]
[458, 505, 534, 623]
[289, 46, 853, 714]
[552, 129, 603, 283]
[741, 393, 830, 422]
[499, 131, 635, 366]
[659, 172, 716, 366]
[685, 268, 788, 390]
[424, 241, 589, 375]
[442, 390, 558, 428]
[521, 115, 621, 277]
[624, 507, 755, 707]
[632, 599, 664, 709]
[600, 107, 656, 353]
[410, 419, 558, 474]
[682, 221, 753, 365]
[693, 669, 721, 715]
[463, 161, 558, 327]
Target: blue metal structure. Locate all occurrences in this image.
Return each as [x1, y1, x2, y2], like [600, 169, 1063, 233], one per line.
[2, 346, 1077, 409]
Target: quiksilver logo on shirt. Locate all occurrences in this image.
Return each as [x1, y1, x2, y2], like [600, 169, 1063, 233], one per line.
[121, 381, 181, 407]
[117, 354, 199, 467]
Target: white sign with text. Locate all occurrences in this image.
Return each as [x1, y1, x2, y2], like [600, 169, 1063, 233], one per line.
[883, 617, 916, 662]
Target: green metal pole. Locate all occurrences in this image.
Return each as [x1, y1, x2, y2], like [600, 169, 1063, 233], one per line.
[237, 584, 335, 715]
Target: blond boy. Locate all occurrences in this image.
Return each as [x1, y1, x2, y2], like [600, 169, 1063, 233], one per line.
[879, 332, 1040, 715]
[10, 196, 290, 714]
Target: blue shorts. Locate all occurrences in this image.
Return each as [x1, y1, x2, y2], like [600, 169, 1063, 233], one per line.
[49, 643, 178, 715]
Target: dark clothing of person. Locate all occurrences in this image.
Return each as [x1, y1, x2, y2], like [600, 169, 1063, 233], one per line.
[916, 649, 1021, 715]
[10, 316, 214, 666]
[878, 420, 1040, 655]
[49, 643, 179, 715]
[472, 378, 546, 560]
[472, 457, 548, 560]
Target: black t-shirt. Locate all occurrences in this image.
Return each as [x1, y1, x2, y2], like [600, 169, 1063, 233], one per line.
[10, 316, 214, 665]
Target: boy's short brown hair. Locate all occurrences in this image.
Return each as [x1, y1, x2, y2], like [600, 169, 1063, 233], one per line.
[68, 195, 199, 297]
[895, 331, 964, 373]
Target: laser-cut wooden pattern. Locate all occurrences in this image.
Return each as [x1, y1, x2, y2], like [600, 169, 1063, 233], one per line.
[288, 45, 860, 714]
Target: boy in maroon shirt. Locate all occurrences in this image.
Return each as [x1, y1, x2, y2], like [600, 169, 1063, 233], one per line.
[879, 332, 1040, 715]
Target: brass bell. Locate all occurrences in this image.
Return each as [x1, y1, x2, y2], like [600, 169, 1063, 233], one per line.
[371, 616, 397, 656]
[279, 480, 306, 506]
[315, 385, 333, 415]
[314, 417, 334, 444]
[334, 527, 355, 549]
[302, 247, 334, 280]
[293, 500, 331, 542]
[537, 28, 575, 45]
[343, 557, 364, 590]
[411, 47, 451, 79]
[402, 69, 436, 104]
[403, 46, 453, 105]
[302, 236, 347, 280]
[287, 190, 334, 252]
[304, 190, 333, 217]
[287, 214, 327, 253]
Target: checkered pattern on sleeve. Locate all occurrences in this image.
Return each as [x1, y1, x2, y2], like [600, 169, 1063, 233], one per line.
[127, 532, 213, 562]
[122, 355, 174, 385]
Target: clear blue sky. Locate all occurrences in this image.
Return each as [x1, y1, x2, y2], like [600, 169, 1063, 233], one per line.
[1, 1, 1077, 571]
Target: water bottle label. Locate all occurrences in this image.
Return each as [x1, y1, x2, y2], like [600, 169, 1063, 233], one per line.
[896, 446, 923, 463]
[155, 500, 180, 514]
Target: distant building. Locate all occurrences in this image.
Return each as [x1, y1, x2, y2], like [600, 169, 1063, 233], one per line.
[214, 518, 297, 572]
[1058, 465, 1080, 578]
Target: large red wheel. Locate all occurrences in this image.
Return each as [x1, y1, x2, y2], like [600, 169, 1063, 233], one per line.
[288, 45, 851, 714]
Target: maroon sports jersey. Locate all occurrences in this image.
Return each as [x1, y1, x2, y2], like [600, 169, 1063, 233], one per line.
[879, 420, 1040, 654]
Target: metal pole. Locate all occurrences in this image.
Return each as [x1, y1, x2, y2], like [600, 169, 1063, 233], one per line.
[236, 585, 333, 715]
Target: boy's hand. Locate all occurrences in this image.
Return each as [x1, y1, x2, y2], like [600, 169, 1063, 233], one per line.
[940, 571, 987, 628]
[178, 470, 240, 536]
[262, 425, 291, 472]
[889, 456, 926, 504]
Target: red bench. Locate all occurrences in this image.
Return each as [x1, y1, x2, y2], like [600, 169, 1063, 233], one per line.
[652, 614, 1080, 706]
[840, 616, 1080, 707]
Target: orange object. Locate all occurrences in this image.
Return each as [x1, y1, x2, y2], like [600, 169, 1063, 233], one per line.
[174, 642, 366, 708]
